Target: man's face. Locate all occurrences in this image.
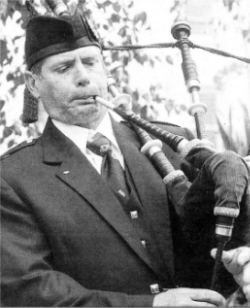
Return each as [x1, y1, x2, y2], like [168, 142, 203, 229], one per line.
[34, 46, 108, 129]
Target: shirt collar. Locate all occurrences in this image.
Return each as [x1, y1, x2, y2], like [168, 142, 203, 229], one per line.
[52, 112, 120, 155]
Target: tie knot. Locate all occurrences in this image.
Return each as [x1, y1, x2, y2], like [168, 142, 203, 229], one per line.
[87, 133, 111, 157]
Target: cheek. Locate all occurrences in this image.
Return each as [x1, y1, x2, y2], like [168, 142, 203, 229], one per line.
[97, 73, 108, 98]
[40, 81, 68, 106]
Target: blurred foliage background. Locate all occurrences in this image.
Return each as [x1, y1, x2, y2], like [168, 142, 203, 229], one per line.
[0, 0, 250, 156]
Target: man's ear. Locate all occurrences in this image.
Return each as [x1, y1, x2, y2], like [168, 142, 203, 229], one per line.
[24, 71, 40, 99]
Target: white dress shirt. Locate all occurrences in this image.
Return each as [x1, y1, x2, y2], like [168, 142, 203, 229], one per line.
[52, 113, 124, 174]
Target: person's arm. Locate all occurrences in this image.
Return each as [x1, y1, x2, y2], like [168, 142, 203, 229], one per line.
[211, 247, 250, 301]
[1, 177, 153, 307]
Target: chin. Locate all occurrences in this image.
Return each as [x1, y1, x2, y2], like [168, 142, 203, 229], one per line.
[67, 107, 106, 128]
[72, 117, 99, 129]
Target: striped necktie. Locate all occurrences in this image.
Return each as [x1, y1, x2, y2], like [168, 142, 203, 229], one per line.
[87, 133, 130, 205]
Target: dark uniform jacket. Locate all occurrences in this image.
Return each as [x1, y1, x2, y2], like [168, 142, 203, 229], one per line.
[1, 118, 204, 307]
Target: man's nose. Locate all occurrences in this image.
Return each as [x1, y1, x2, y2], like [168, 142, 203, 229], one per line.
[75, 64, 90, 87]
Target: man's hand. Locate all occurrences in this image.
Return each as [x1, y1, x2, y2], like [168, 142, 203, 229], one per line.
[211, 247, 250, 301]
[152, 288, 225, 306]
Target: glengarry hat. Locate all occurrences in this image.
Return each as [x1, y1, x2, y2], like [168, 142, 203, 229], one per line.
[25, 9, 100, 70]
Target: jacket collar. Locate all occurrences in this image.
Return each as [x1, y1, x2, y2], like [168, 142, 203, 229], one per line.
[41, 118, 71, 164]
[41, 117, 132, 164]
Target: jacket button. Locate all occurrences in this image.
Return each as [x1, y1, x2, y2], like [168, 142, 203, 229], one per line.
[150, 284, 160, 294]
[130, 211, 138, 219]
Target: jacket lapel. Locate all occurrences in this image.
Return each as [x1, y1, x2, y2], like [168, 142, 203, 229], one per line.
[41, 119, 157, 274]
[112, 120, 175, 279]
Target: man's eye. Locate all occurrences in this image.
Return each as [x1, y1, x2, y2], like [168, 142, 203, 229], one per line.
[84, 61, 95, 66]
[83, 58, 98, 66]
[56, 66, 70, 73]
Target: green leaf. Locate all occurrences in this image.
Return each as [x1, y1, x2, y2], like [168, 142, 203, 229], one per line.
[3, 127, 13, 139]
[133, 12, 147, 26]
[112, 2, 121, 13]
[166, 55, 174, 65]
[0, 100, 5, 111]
[110, 13, 120, 23]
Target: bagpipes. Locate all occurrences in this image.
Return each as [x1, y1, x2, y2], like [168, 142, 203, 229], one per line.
[100, 79, 250, 305]
[26, 0, 250, 305]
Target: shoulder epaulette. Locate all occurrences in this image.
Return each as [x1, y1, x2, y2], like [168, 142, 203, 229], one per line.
[1, 137, 37, 160]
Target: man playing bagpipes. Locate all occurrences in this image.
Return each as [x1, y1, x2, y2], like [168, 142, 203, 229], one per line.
[1, 7, 250, 307]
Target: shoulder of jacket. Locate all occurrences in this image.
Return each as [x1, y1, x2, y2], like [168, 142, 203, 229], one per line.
[1, 137, 38, 161]
[120, 120, 194, 141]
